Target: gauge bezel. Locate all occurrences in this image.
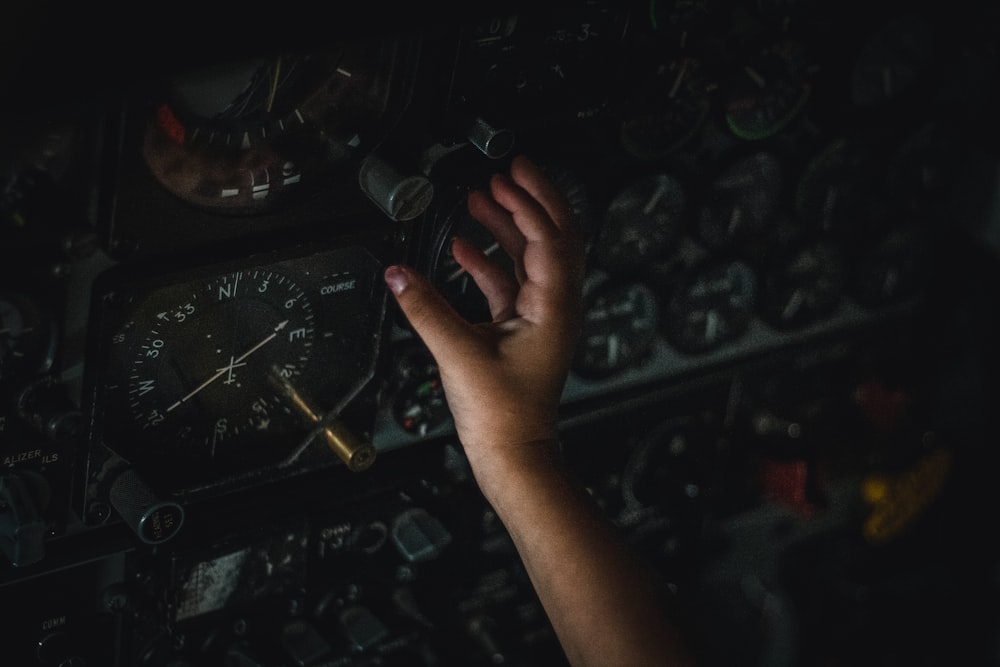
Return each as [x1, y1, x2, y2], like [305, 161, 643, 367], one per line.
[79, 223, 402, 504]
[100, 36, 422, 261]
[571, 272, 660, 380]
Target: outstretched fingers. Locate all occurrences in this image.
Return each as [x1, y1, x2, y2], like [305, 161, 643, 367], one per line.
[450, 237, 519, 322]
[467, 189, 528, 284]
[488, 155, 578, 244]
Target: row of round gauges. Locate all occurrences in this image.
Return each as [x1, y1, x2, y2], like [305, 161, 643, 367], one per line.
[571, 225, 925, 381]
[450, 2, 968, 160]
[417, 137, 941, 323]
[83, 241, 393, 496]
[590, 116, 955, 271]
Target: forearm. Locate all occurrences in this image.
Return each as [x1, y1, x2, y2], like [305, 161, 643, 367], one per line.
[469, 441, 696, 667]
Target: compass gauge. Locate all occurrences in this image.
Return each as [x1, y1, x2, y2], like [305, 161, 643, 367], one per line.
[696, 151, 785, 250]
[619, 57, 714, 160]
[87, 243, 390, 491]
[724, 40, 812, 141]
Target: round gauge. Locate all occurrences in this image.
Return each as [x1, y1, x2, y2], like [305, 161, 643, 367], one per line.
[848, 225, 929, 308]
[723, 40, 812, 141]
[592, 173, 687, 273]
[91, 245, 389, 491]
[454, 5, 631, 128]
[649, 0, 712, 50]
[427, 193, 516, 325]
[572, 276, 660, 380]
[619, 57, 714, 160]
[123, 269, 315, 461]
[0, 292, 56, 384]
[425, 161, 595, 324]
[696, 151, 785, 249]
[663, 258, 757, 354]
[540, 161, 601, 245]
[795, 135, 885, 239]
[850, 14, 933, 107]
[141, 40, 409, 214]
[886, 121, 963, 217]
[759, 239, 844, 329]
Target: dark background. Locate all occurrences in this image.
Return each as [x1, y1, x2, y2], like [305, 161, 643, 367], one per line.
[2, 1, 998, 665]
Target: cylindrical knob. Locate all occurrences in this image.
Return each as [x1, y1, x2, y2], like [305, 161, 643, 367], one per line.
[464, 115, 515, 159]
[321, 419, 376, 472]
[358, 154, 434, 222]
[108, 469, 184, 544]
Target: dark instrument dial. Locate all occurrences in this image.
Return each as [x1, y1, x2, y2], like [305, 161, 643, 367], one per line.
[663, 259, 757, 354]
[759, 239, 844, 329]
[696, 151, 785, 250]
[125, 269, 314, 456]
[89, 244, 389, 490]
[593, 173, 687, 273]
[573, 275, 660, 380]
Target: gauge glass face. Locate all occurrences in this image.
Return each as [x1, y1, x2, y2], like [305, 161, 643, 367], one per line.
[126, 269, 314, 455]
[724, 41, 811, 141]
[594, 173, 687, 273]
[572, 278, 659, 379]
[453, 4, 630, 127]
[795, 136, 883, 239]
[428, 196, 514, 325]
[664, 260, 757, 353]
[91, 246, 387, 487]
[849, 225, 928, 307]
[619, 58, 713, 160]
[697, 151, 784, 249]
[141, 40, 406, 214]
[850, 15, 932, 107]
[760, 240, 844, 329]
[427, 163, 588, 323]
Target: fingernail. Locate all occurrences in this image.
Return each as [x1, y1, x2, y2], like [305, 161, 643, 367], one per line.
[384, 265, 408, 295]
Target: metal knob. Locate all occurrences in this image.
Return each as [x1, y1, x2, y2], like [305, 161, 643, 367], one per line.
[108, 469, 184, 545]
[464, 115, 515, 159]
[358, 154, 434, 222]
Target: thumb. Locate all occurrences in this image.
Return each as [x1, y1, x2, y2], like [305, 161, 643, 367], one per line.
[383, 264, 480, 366]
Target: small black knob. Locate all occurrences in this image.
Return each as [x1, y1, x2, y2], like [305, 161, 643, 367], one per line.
[108, 469, 184, 544]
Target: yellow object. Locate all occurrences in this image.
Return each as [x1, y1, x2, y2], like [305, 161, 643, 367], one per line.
[861, 447, 951, 544]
